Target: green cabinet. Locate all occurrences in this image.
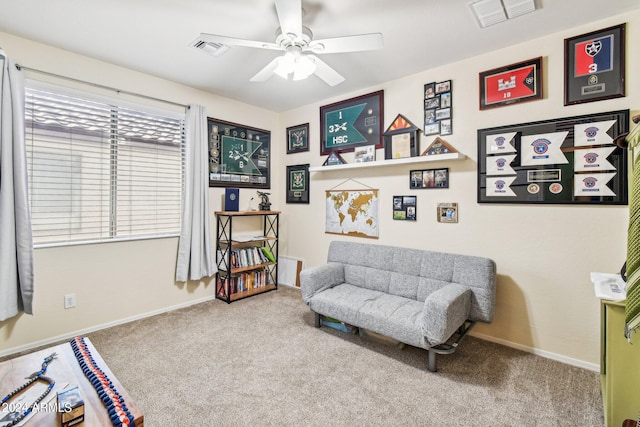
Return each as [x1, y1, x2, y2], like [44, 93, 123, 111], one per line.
[601, 299, 640, 426]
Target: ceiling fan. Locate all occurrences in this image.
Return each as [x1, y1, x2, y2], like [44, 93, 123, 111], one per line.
[191, 0, 383, 86]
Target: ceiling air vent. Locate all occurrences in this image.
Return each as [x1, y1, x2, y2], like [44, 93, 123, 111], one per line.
[190, 38, 230, 57]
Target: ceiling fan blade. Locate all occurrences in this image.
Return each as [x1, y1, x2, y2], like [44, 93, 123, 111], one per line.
[275, 0, 302, 38]
[197, 33, 281, 51]
[308, 33, 384, 54]
[308, 55, 344, 87]
[249, 56, 282, 82]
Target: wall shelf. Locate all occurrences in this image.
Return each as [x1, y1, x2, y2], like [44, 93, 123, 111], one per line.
[308, 152, 466, 172]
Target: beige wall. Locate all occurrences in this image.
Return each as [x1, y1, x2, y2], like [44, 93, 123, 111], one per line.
[278, 11, 638, 369]
[0, 32, 282, 354]
[1, 9, 638, 369]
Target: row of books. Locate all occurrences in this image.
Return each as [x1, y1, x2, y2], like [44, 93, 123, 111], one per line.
[221, 246, 275, 270]
[216, 270, 272, 296]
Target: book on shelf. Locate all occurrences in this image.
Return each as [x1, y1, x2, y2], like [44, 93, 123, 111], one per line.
[261, 246, 276, 263]
[217, 269, 271, 295]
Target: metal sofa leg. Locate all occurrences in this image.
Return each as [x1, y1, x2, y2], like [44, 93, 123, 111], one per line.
[314, 312, 321, 328]
[428, 349, 437, 372]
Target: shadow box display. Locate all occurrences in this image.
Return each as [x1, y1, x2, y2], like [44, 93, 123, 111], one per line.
[286, 123, 309, 154]
[477, 110, 629, 204]
[479, 57, 543, 110]
[286, 164, 309, 204]
[320, 90, 384, 155]
[208, 118, 271, 189]
[564, 23, 626, 106]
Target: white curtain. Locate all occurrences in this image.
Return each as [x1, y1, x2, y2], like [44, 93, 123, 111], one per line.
[0, 51, 34, 321]
[176, 105, 217, 282]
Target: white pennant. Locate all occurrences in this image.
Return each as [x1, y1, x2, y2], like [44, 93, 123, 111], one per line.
[573, 172, 616, 197]
[574, 120, 616, 147]
[574, 146, 616, 172]
[486, 176, 516, 197]
[521, 131, 569, 166]
[486, 154, 517, 176]
[486, 132, 517, 154]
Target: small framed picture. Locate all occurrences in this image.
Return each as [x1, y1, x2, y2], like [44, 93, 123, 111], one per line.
[436, 80, 451, 94]
[393, 195, 417, 221]
[354, 145, 376, 163]
[564, 23, 626, 105]
[409, 168, 449, 189]
[286, 164, 309, 204]
[437, 203, 458, 223]
[286, 123, 309, 154]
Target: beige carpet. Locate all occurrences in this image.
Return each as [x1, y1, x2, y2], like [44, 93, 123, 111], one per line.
[2, 286, 602, 426]
[77, 286, 603, 426]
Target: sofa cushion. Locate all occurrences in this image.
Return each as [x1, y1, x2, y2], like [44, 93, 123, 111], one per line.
[309, 283, 425, 348]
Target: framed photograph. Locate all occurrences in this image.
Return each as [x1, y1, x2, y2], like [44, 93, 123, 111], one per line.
[354, 145, 376, 163]
[286, 164, 309, 204]
[564, 23, 626, 105]
[424, 80, 452, 136]
[410, 168, 449, 189]
[286, 123, 309, 154]
[208, 118, 270, 189]
[393, 195, 417, 221]
[479, 57, 543, 110]
[437, 203, 458, 223]
[320, 90, 384, 155]
[477, 110, 629, 204]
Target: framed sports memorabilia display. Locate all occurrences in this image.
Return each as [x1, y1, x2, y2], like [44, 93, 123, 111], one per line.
[564, 23, 626, 106]
[286, 123, 309, 154]
[286, 164, 309, 204]
[477, 110, 629, 205]
[479, 57, 543, 110]
[208, 118, 271, 189]
[424, 80, 452, 136]
[320, 90, 384, 155]
[393, 196, 417, 221]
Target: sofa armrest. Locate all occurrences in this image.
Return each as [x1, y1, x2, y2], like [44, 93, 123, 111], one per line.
[421, 284, 471, 346]
[299, 262, 345, 305]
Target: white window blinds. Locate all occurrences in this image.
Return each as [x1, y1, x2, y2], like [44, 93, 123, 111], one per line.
[25, 86, 185, 246]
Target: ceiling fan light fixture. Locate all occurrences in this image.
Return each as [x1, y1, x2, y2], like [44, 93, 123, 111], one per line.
[292, 55, 316, 80]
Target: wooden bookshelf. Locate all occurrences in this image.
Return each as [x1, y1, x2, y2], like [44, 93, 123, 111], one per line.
[214, 211, 280, 303]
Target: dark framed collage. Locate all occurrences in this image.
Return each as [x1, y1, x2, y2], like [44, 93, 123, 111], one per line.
[424, 80, 452, 136]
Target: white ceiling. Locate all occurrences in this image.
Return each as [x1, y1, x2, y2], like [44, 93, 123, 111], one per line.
[0, 0, 637, 112]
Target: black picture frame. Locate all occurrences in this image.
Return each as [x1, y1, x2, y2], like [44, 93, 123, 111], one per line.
[477, 110, 629, 204]
[286, 164, 309, 204]
[410, 168, 449, 189]
[479, 57, 543, 110]
[286, 123, 309, 154]
[393, 195, 417, 221]
[564, 23, 626, 106]
[320, 90, 384, 155]
[424, 80, 452, 136]
[208, 118, 271, 189]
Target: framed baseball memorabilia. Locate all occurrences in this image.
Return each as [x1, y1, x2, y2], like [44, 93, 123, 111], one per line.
[320, 90, 384, 155]
[479, 57, 543, 110]
[564, 23, 626, 105]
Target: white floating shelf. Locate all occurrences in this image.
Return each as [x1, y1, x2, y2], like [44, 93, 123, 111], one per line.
[308, 152, 466, 172]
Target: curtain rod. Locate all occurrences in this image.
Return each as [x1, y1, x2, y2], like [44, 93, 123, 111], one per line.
[17, 64, 188, 109]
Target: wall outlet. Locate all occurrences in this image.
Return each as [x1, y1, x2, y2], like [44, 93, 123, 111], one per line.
[64, 294, 76, 309]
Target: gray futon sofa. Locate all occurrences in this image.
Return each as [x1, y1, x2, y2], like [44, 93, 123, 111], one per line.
[300, 241, 497, 371]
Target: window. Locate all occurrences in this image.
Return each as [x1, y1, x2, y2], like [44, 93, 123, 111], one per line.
[25, 85, 185, 246]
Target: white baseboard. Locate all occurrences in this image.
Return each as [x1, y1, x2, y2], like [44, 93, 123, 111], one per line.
[471, 331, 600, 372]
[0, 295, 217, 359]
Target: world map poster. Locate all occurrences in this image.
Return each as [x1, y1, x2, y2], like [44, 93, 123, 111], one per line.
[325, 189, 379, 239]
